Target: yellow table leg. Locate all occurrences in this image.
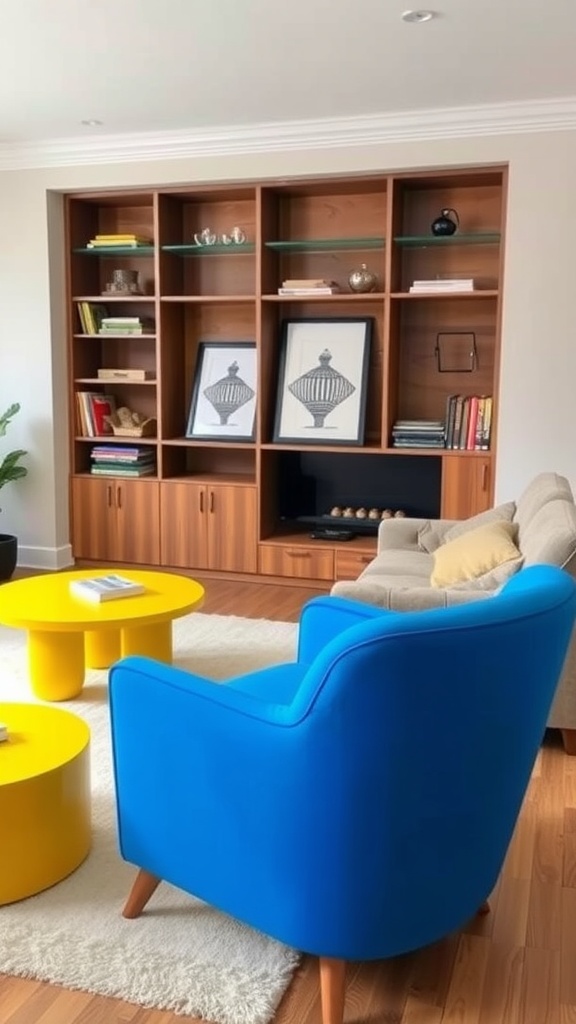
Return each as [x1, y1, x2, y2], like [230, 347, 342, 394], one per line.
[85, 628, 121, 669]
[28, 629, 85, 700]
[122, 621, 172, 663]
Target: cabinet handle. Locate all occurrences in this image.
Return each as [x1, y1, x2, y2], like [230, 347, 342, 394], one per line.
[117, 485, 122, 510]
[482, 463, 488, 491]
[286, 549, 311, 558]
[107, 485, 113, 508]
[199, 491, 204, 513]
[209, 491, 215, 513]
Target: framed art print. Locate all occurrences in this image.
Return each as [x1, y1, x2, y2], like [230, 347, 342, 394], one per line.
[273, 318, 372, 445]
[186, 341, 257, 441]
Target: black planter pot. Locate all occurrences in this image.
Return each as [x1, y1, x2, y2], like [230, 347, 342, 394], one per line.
[0, 534, 18, 581]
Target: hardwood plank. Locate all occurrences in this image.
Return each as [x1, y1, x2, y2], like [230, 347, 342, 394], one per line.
[520, 947, 560, 1024]
[562, 808, 576, 888]
[401, 995, 443, 1024]
[491, 878, 531, 947]
[560, 888, 576, 1005]
[478, 943, 524, 1024]
[441, 934, 490, 1024]
[503, 794, 537, 881]
[407, 933, 459, 1007]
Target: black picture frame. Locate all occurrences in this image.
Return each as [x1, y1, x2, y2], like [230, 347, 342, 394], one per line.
[186, 342, 257, 441]
[273, 318, 373, 446]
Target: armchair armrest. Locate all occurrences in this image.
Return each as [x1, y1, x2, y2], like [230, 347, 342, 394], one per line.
[297, 595, 386, 663]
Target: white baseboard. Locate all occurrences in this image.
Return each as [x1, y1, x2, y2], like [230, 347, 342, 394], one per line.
[17, 544, 74, 571]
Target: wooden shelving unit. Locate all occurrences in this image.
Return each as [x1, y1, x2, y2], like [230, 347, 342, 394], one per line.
[65, 166, 507, 581]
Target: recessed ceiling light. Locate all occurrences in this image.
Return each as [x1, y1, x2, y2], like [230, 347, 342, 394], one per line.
[402, 10, 436, 22]
[81, 119, 103, 127]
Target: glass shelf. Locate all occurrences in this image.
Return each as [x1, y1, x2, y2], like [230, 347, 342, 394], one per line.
[162, 243, 255, 256]
[265, 237, 385, 253]
[73, 246, 155, 257]
[393, 233, 500, 248]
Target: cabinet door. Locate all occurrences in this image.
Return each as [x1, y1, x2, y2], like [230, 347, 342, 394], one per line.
[71, 477, 116, 560]
[259, 543, 335, 581]
[160, 481, 208, 569]
[334, 548, 377, 581]
[115, 479, 160, 565]
[441, 457, 492, 520]
[207, 486, 257, 573]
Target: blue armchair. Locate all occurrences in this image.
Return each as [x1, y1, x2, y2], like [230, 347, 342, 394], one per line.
[109, 565, 576, 1024]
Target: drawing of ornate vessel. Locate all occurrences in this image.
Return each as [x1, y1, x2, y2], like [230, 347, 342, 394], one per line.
[203, 361, 255, 425]
[288, 349, 355, 427]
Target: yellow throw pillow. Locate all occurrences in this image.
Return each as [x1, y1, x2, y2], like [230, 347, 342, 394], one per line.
[431, 520, 521, 589]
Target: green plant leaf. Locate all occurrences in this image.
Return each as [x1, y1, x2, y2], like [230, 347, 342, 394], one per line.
[0, 404, 28, 495]
[0, 403, 21, 438]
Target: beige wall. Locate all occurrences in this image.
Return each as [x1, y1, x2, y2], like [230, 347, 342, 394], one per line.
[1, 129, 574, 566]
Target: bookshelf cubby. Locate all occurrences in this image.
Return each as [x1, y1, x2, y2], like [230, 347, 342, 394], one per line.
[65, 165, 506, 581]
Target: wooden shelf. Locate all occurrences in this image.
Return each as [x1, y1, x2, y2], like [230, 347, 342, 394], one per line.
[65, 165, 506, 575]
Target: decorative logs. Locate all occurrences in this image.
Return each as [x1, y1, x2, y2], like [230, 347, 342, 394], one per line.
[328, 506, 406, 520]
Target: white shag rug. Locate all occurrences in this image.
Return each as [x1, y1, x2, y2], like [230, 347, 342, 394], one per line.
[0, 612, 300, 1024]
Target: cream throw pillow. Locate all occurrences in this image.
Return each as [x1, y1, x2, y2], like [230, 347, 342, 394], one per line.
[418, 501, 516, 554]
[430, 520, 521, 588]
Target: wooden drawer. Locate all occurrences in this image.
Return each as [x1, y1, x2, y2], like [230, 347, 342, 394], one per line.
[335, 549, 376, 581]
[259, 544, 335, 581]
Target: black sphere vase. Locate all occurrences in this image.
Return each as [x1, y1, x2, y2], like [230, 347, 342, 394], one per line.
[431, 208, 459, 236]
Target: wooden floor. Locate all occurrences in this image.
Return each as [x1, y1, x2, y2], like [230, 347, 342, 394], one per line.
[2, 574, 576, 1024]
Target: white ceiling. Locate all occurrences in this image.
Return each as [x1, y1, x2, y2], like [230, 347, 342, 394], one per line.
[1, 0, 576, 154]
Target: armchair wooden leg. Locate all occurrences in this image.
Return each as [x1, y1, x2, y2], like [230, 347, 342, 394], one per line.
[122, 869, 161, 919]
[561, 729, 576, 755]
[319, 957, 346, 1024]
[477, 899, 490, 915]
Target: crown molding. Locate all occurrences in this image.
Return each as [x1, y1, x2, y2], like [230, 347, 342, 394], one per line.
[1, 95, 576, 171]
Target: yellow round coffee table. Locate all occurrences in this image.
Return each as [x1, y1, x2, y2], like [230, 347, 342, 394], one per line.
[0, 570, 204, 701]
[0, 702, 91, 904]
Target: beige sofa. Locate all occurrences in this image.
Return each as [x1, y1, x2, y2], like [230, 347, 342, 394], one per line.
[331, 472, 576, 751]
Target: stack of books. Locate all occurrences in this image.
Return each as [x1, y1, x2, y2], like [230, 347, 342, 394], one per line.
[277, 278, 340, 296]
[89, 445, 156, 477]
[98, 317, 154, 336]
[76, 391, 116, 436]
[69, 574, 146, 603]
[445, 394, 493, 450]
[409, 278, 475, 294]
[391, 420, 446, 448]
[76, 301, 108, 334]
[86, 234, 152, 248]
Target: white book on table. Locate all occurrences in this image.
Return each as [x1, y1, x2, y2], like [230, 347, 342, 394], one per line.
[69, 574, 145, 603]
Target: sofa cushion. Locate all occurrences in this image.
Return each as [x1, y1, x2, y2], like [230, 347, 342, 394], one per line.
[514, 472, 573, 535]
[360, 549, 433, 580]
[430, 520, 521, 588]
[330, 579, 493, 610]
[418, 501, 516, 554]
[520, 498, 576, 569]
